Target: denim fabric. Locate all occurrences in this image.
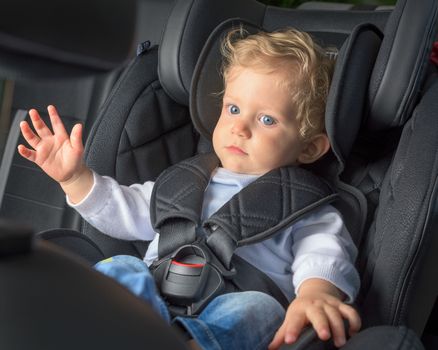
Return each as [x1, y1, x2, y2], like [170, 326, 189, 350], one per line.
[94, 255, 285, 350]
[174, 291, 285, 350]
[94, 255, 171, 323]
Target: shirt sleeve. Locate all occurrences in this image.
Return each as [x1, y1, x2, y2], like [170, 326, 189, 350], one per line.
[291, 205, 360, 303]
[67, 171, 157, 242]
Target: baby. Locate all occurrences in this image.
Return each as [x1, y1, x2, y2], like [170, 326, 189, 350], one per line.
[19, 27, 361, 349]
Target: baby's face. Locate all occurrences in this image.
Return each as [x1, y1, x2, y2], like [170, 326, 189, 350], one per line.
[212, 66, 306, 175]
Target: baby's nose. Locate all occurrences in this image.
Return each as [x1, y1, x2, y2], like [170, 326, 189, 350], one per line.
[231, 119, 251, 137]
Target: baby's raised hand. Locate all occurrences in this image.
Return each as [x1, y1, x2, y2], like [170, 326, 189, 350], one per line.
[18, 105, 85, 184]
[268, 279, 361, 349]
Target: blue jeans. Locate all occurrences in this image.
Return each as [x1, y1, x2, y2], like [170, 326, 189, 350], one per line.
[95, 255, 285, 350]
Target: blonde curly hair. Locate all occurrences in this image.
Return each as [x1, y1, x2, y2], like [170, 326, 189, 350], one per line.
[220, 27, 335, 140]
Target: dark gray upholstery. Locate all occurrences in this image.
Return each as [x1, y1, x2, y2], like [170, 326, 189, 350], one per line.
[342, 326, 425, 350]
[358, 80, 438, 332]
[82, 46, 197, 258]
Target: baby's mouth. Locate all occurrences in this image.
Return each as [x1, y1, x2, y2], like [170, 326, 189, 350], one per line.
[225, 145, 248, 155]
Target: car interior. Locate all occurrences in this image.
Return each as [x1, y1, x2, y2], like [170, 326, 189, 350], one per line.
[0, 0, 437, 349]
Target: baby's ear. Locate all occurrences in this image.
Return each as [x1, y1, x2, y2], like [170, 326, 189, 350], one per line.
[297, 134, 330, 164]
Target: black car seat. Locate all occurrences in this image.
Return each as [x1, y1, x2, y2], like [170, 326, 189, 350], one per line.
[77, 0, 438, 346]
[0, 0, 175, 233]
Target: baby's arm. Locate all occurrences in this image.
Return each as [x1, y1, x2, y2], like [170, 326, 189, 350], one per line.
[18, 105, 93, 203]
[268, 278, 361, 349]
[269, 206, 361, 349]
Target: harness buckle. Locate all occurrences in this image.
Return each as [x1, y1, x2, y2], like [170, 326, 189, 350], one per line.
[152, 243, 234, 316]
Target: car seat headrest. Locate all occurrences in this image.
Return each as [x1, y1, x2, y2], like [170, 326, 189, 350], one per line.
[190, 19, 382, 174]
[158, 0, 265, 106]
[0, 0, 137, 78]
[366, 0, 438, 131]
[326, 23, 382, 172]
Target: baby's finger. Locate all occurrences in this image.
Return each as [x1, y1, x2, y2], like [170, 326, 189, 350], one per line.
[20, 120, 40, 149]
[283, 313, 308, 344]
[29, 109, 52, 138]
[339, 304, 362, 335]
[324, 304, 346, 347]
[70, 123, 84, 152]
[268, 324, 287, 350]
[47, 105, 68, 138]
[307, 308, 331, 341]
[17, 144, 36, 162]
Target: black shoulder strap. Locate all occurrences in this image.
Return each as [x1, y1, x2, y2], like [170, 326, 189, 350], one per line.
[150, 153, 220, 258]
[204, 167, 338, 268]
[151, 154, 337, 266]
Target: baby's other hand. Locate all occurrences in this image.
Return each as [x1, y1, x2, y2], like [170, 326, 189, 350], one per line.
[268, 279, 361, 349]
[18, 105, 85, 184]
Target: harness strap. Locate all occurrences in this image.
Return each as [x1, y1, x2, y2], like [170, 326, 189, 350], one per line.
[151, 153, 220, 257]
[231, 255, 290, 309]
[158, 220, 197, 259]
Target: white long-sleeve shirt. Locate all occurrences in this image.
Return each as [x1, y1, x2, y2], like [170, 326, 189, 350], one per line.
[69, 167, 360, 302]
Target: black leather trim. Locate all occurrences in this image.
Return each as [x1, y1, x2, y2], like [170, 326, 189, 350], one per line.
[326, 23, 382, 171]
[367, 0, 438, 130]
[158, 0, 194, 106]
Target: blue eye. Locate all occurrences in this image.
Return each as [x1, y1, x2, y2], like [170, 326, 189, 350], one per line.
[259, 115, 276, 126]
[228, 104, 240, 115]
